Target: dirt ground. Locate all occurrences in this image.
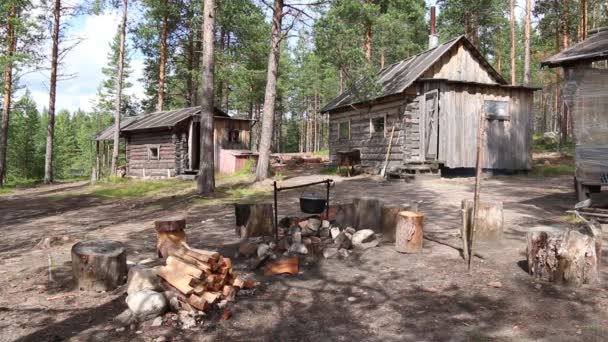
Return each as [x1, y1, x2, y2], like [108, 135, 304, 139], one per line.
[0, 163, 607, 342]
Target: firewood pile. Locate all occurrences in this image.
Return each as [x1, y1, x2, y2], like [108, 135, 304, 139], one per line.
[158, 244, 254, 311]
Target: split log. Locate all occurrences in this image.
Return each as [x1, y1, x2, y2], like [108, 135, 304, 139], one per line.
[155, 218, 187, 258]
[166, 256, 204, 279]
[264, 257, 299, 276]
[461, 199, 503, 241]
[71, 240, 127, 291]
[395, 211, 424, 253]
[334, 202, 355, 228]
[527, 226, 602, 286]
[353, 197, 382, 232]
[157, 265, 194, 295]
[234, 203, 274, 238]
[380, 203, 411, 242]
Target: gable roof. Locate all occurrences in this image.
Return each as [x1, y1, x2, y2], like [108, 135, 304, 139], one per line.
[93, 106, 231, 141]
[321, 35, 507, 113]
[541, 27, 608, 68]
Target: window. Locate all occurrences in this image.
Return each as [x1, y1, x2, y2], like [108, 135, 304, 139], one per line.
[370, 116, 386, 136]
[147, 145, 160, 160]
[338, 121, 350, 140]
[484, 100, 510, 120]
[229, 129, 240, 143]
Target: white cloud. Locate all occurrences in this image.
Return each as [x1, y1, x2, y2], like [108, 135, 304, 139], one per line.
[19, 11, 145, 113]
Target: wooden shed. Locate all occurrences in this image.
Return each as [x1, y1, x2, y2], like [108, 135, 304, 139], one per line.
[93, 106, 253, 178]
[542, 27, 608, 200]
[321, 35, 537, 177]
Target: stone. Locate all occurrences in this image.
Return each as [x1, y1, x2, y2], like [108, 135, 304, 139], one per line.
[292, 231, 302, 243]
[322, 220, 330, 228]
[298, 220, 308, 229]
[323, 247, 339, 259]
[302, 237, 312, 246]
[277, 238, 290, 252]
[127, 266, 163, 295]
[338, 248, 352, 258]
[289, 242, 308, 255]
[114, 309, 137, 326]
[347, 296, 356, 302]
[116, 327, 126, 332]
[319, 227, 330, 238]
[257, 243, 271, 258]
[334, 232, 352, 249]
[351, 229, 379, 250]
[179, 311, 197, 330]
[151, 316, 163, 327]
[330, 227, 341, 240]
[308, 218, 322, 231]
[155, 337, 167, 342]
[345, 227, 356, 235]
[126, 290, 168, 320]
[238, 240, 258, 258]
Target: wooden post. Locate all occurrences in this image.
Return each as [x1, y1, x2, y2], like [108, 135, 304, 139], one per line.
[395, 211, 424, 253]
[71, 240, 127, 291]
[469, 110, 485, 271]
[155, 218, 188, 258]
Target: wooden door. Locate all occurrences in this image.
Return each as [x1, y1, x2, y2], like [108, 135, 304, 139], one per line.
[424, 90, 439, 160]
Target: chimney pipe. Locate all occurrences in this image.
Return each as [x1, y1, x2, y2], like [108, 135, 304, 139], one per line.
[429, 6, 438, 49]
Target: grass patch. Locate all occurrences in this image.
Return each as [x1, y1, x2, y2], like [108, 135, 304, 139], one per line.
[0, 177, 42, 195]
[314, 149, 329, 156]
[533, 133, 574, 153]
[88, 179, 193, 199]
[191, 181, 271, 207]
[529, 163, 575, 177]
[319, 165, 350, 176]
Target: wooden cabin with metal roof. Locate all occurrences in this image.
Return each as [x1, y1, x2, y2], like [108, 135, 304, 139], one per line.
[542, 27, 608, 200]
[93, 106, 254, 178]
[321, 34, 538, 178]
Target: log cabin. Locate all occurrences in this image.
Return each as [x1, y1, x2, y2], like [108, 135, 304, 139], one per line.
[542, 27, 608, 200]
[321, 24, 537, 177]
[93, 106, 254, 178]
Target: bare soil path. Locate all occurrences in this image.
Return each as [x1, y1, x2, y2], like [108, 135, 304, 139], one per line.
[0, 169, 606, 342]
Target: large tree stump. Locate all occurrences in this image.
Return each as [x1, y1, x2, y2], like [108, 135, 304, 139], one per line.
[395, 211, 424, 253]
[71, 240, 127, 291]
[333, 202, 355, 228]
[155, 218, 188, 258]
[234, 203, 274, 239]
[527, 225, 602, 286]
[380, 203, 411, 242]
[461, 199, 503, 241]
[353, 197, 382, 232]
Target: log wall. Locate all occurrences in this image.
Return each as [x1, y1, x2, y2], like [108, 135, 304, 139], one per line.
[126, 131, 178, 178]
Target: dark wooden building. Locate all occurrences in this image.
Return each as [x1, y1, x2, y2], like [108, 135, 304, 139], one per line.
[321, 35, 537, 176]
[542, 27, 608, 200]
[93, 107, 253, 178]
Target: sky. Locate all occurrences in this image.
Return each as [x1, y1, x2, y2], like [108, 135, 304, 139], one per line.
[19, 0, 528, 114]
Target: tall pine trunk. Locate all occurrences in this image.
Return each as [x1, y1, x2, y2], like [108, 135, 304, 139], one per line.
[111, 0, 128, 176]
[197, 0, 216, 195]
[523, 0, 531, 85]
[364, 22, 372, 65]
[255, 0, 283, 181]
[0, 5, 17, 186]
[157, 0, 168, 112]
[581, 0, 588, 40]
[44, 0, 61, 184]
[509, 0, 516, 85]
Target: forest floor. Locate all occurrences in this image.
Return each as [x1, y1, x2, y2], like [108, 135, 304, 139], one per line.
[0, 154, 607, 342]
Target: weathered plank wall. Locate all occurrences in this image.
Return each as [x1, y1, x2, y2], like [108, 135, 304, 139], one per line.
[126, 130, 178, 177]
[328, 97, 414, 169]
[423, 41, 500, 84]
[438, 82, 533, 170]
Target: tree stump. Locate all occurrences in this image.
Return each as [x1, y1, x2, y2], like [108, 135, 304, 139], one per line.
[353, 197, 382, 232]
[527, 225, 602, 286]
[395, 211, 424, 253]
[333, 202, 355, 228]
[234, 203, 274, 239]
[155, 218, 187, 258]
[71, 240, 127, 291]
[461, 199, 503, 241]
[380, 203, 411, 242]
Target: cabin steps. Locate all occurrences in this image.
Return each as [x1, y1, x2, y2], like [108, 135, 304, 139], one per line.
[386, 161, 440, 181]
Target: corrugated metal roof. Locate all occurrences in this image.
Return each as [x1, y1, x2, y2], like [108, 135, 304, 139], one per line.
[321, 35, 507, 113]
[92, 115, 143, 141]
[92, 106, 231, 140]
[542, 27, 608, 68]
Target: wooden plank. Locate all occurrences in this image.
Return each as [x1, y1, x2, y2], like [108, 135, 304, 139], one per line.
[157, 266, 194, 295]
[166, 255, 204, 279]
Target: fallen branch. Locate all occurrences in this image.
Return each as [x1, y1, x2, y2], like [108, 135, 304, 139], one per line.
[424, 235, 486, 260]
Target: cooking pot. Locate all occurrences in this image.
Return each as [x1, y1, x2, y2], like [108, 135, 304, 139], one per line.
[299, 193, 326, 214]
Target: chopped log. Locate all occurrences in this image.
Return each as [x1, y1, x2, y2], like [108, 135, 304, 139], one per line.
[166, 256, 204, 279]
[334, 202, 355, 227]
[353, 197, 382, 232]
[232, 276, 245, 288]
[234, 203, 274, 238]
[187, 294, 210, 311]
[169, 248, 213, 272]
[223, 285, 237, 301]
[71, 240, 127, 291]
[380, 203, 411, 242]
[527, 226, 602, 286]
[155, 218, 187, 258]
[461, 199, 503, 241]
[395, 211, 424, 253]
[264, 257, 299, 276]
[202, 291, 221, 304]
[157, 266, 194, 295]
[189, 248, 220, 262]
